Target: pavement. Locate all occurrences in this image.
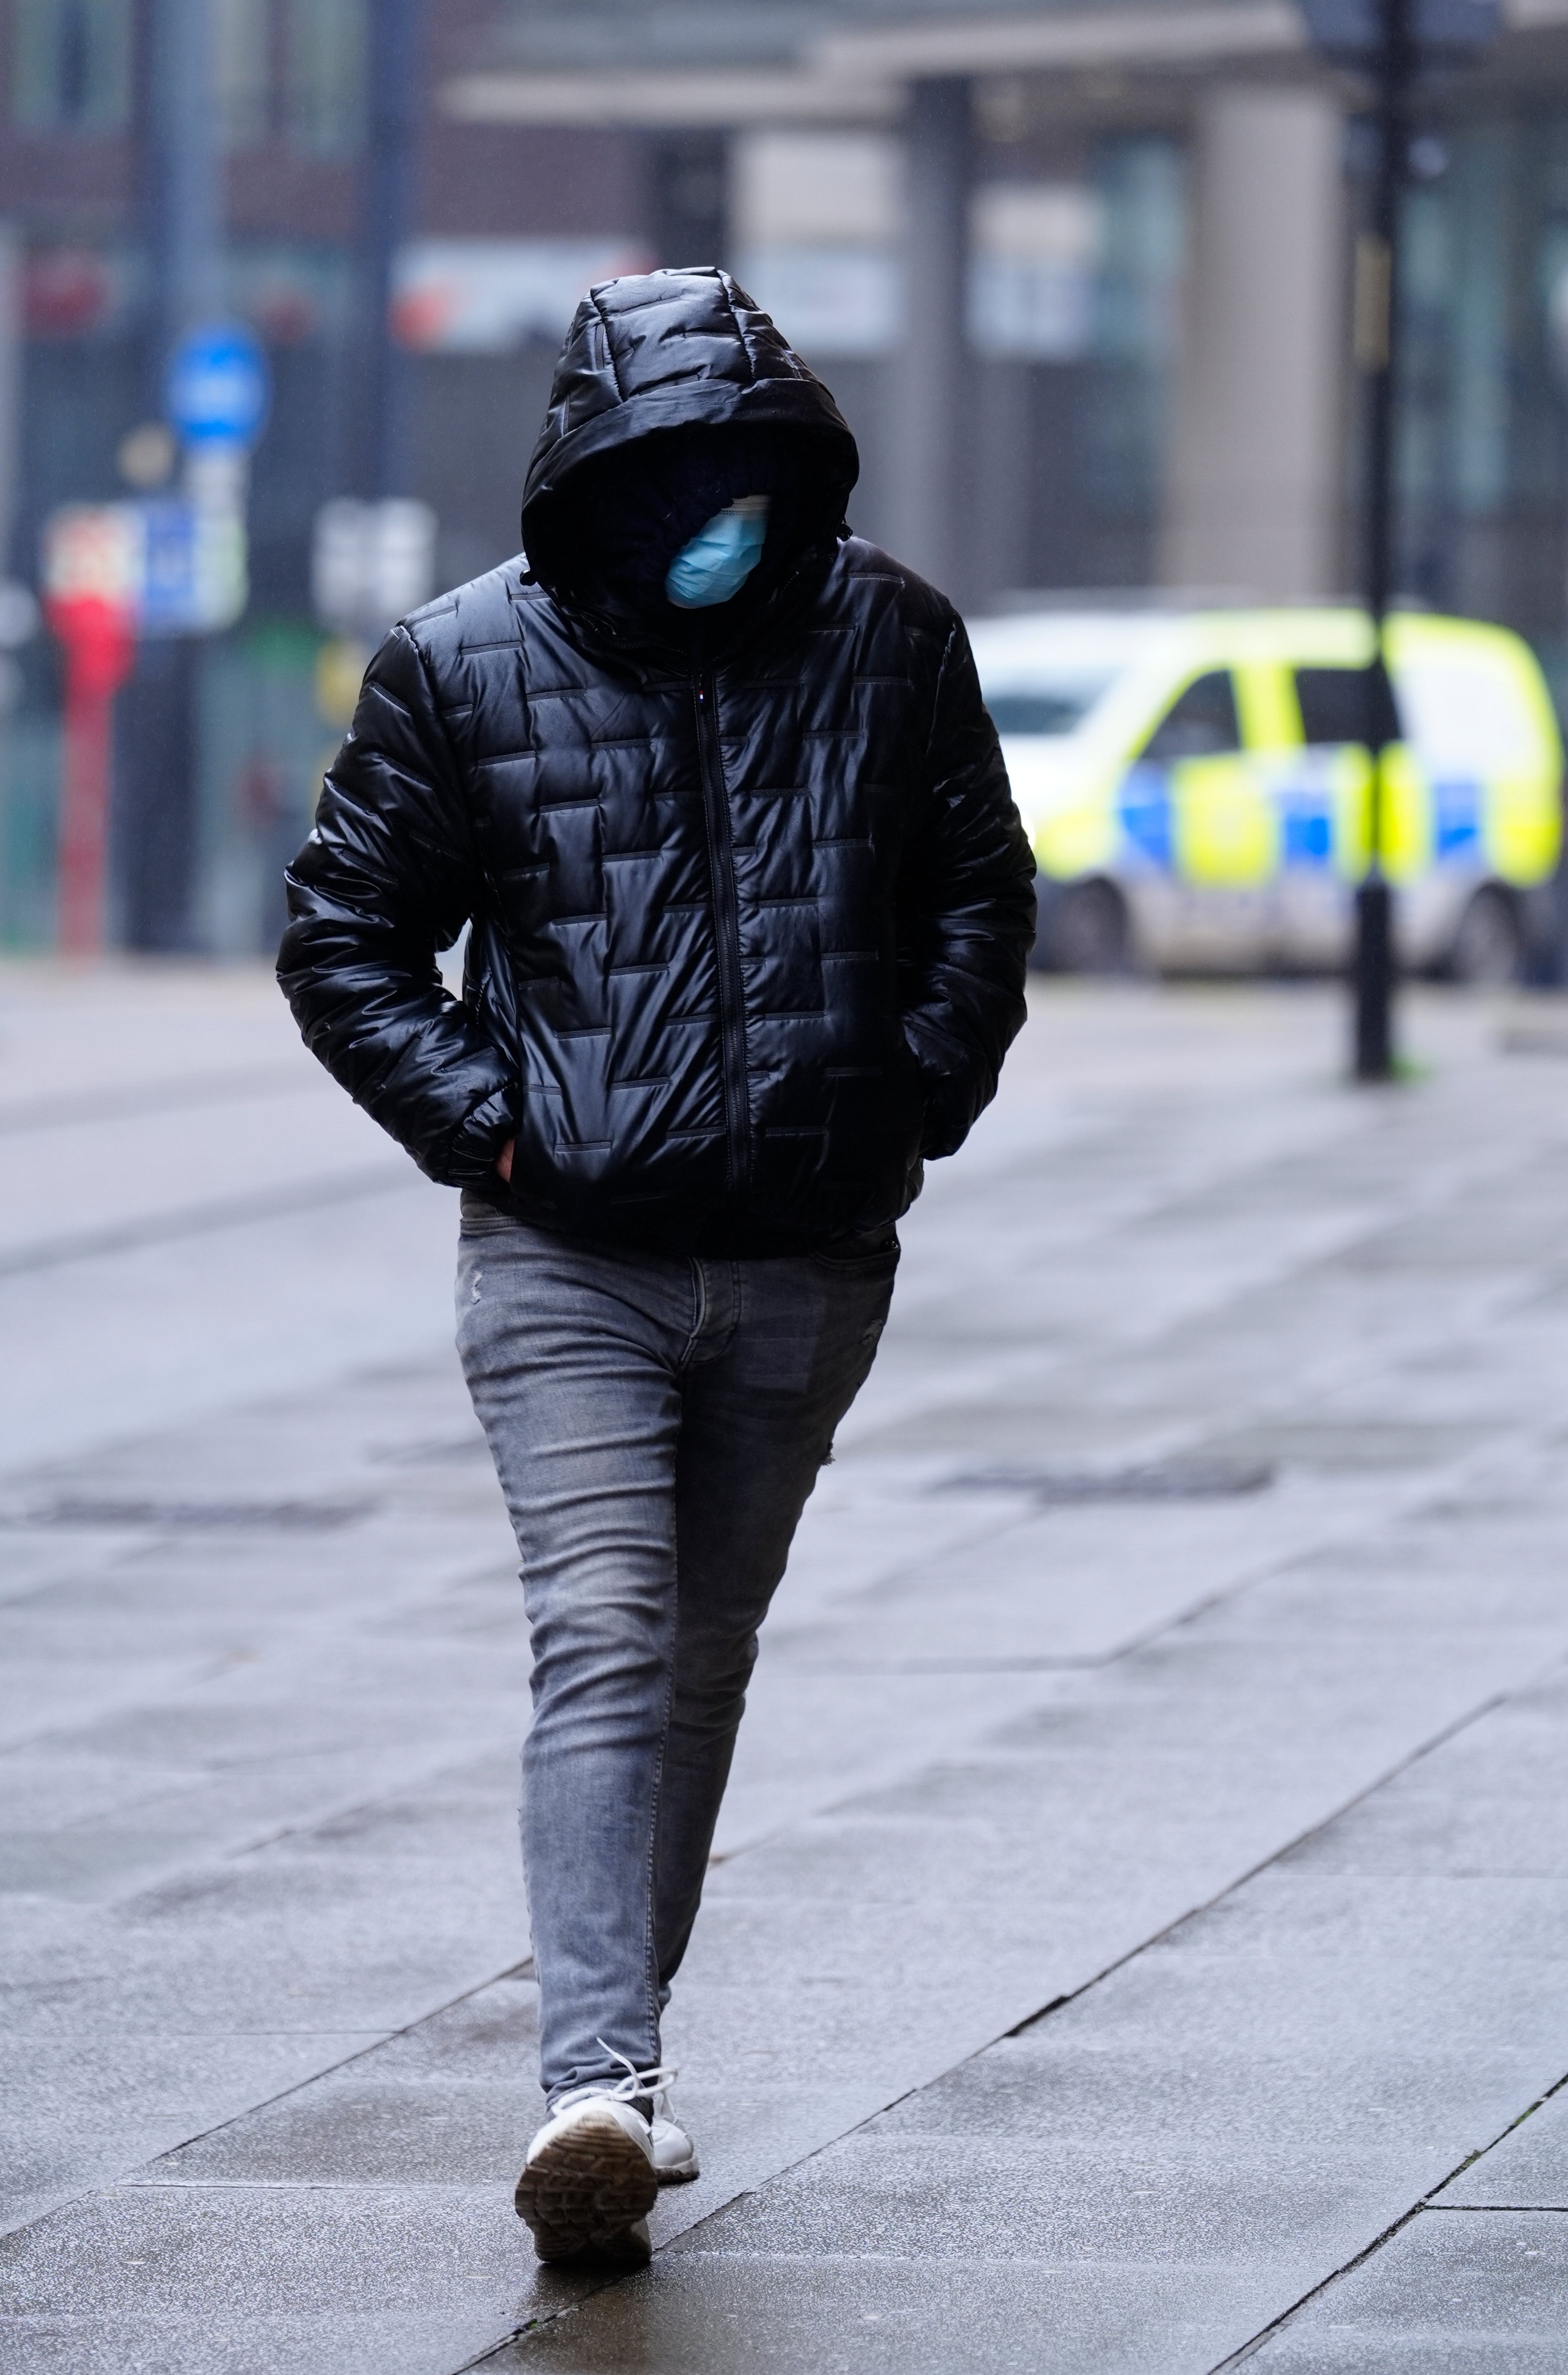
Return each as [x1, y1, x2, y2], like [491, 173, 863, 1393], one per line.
[3, 960, 1568, 2373]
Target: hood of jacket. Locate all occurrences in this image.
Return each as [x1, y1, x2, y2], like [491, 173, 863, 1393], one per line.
[519, 266, 859, 600]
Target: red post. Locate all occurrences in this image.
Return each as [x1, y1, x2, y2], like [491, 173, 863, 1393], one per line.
[45, 595, 137, 957]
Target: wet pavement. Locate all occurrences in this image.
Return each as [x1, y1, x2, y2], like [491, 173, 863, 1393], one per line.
[3, 963, 1568, 2371]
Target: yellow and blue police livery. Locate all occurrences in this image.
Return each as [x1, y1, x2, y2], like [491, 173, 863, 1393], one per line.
[969, 606, 1563, 981]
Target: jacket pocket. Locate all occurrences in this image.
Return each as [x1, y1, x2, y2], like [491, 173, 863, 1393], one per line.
[811, 1229, 901, 1274]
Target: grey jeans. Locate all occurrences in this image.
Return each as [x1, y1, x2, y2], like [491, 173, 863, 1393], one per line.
[454, 1204, 898, 2104]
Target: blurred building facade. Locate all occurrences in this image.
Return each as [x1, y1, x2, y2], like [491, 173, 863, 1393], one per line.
[5, 0, 1568, 951]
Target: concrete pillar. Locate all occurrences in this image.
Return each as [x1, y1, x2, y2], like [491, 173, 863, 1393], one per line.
[147, 0, 222, 361]
[648, 131, 730, 271]
[889, 78, 970, 597]
[359, 0, 420, 499]
[972, 357, 1033, 606]
[1160, 87, 1345, 601]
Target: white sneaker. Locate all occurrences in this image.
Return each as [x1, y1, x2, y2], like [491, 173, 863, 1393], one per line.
[513, 2055, 671, 2264]
[649, 2086, 700, 2184]
[515, 2095, 657, 2264]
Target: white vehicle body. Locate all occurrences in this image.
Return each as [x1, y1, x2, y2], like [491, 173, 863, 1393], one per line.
[968, 607, 1564, 976]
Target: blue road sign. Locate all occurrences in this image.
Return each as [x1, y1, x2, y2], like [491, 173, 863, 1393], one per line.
[166, 322, 270, 448]
[139, 501, 202, 632]
[136, 499, 248, 635]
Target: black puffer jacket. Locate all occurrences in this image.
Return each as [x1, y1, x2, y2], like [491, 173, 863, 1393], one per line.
[279, 268, 1035, 1253]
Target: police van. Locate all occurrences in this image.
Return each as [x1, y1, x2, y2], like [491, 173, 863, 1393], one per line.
[969, 607, 1564, 981]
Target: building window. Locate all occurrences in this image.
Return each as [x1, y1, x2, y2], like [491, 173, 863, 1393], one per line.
[10, 0, 132, 132]
[283, 0, 364, 157]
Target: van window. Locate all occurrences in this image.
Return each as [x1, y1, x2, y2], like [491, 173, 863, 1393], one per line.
[1140, 671, 1240, 764]
[984, 673, 1117, 737]
[1295, 666, 1401, 749]
[1396, 654, 1540, 774]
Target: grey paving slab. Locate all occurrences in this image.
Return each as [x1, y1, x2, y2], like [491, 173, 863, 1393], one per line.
[843, 1389, 1178, 1464]
[1198, 1419, 1498, 1472]
[3, 1744, 490, 1869]
[138, 1979, 543, 2187]
[489, 2252, 1296, 2375]
[1279, 1676, 1568, 1881]
[0, 1748, 531, 2228]
[0, 1745, 201, 1829]
[513, 1724, 1568, 2370]
[1439, 2086, 1568, 2207]
[0, 1530, 148, 1603]
[764, 1483, 1409, 1673]
[665, 2131, 1427, 2274]
[0, 1182, 461, 1476]
[1241, 2207, 1568, 2369]
[0, 2027, 389, 2233]
[0, 2182, 553, 2375]
[71, 1852, 525, 2037]
[706, 1665, 1064, 1853]
[0, 1082, 390, 1260]
[124, 1975, 875, 2246]
[0, 1829, 214, 1899]
[755, 1479, 1024, 1619]
[7, 973, 1568, 2371]
[147, 2077, 538, 2190]
[10, 1351, 486, 1506]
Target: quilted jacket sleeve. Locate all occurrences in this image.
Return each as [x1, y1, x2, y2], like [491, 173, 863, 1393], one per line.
[276, 623, 518, 1186]
[899, 612, 1037, 1160]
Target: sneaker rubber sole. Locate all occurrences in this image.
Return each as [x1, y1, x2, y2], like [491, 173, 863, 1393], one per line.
[514, 2104, 659, 2264]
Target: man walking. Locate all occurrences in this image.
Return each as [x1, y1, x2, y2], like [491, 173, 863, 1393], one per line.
[279, 267, 1034, 2268]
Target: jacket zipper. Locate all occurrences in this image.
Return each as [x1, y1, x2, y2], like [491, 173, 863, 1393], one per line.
[693, 671, 751, 1196]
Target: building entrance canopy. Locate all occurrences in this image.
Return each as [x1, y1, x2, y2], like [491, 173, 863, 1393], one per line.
[445, 1, 1318, 126]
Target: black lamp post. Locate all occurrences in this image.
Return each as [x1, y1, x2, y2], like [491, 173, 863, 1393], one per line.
[1354, 0, 1412, 1081]
[122, 0, 221, 953]
[1299, 0, 1500, 1080]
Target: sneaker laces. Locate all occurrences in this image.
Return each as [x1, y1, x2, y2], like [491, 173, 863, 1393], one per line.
[552, 2042, 677, 2119]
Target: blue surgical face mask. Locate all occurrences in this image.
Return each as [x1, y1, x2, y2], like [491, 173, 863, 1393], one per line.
[664, 495, 770, 610]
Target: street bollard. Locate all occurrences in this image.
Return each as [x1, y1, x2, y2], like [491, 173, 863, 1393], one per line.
[46, 593, 137, 956]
